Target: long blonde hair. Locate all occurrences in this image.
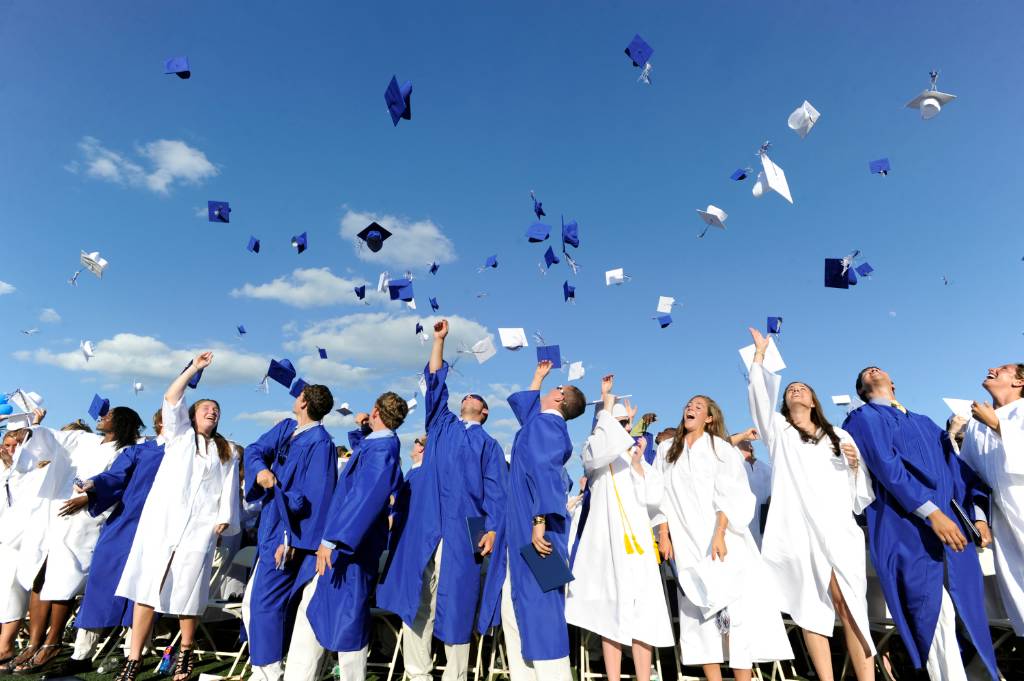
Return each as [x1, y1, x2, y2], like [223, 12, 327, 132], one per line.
[665, 395, 729, 464]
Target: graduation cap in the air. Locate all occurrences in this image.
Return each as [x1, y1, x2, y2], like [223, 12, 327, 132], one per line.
[624, 34, 653, 67]
[498, 328, 528, 350]
[80, 340, 95, 361]
[387, 278, 414, 301]
[237, 325, 247, 337]
[605, 268, 629, 286]
[526, 223, 551, 243]
[563, 281, 576, 303]
[354, 285, 366, 300]
[289, 378, 308, 399]
[730, 168, 752, 181]
[247, 236, 260, 254]
[429, 262, 439, 275]
[385, 76, 413, 126]
[480, 255, 498, 271]
[181, 360, 203, 389]
[855, 262, 874, 277]
[906, 71, 956, 120]
[208, 201, 230, 223]
[164, 56, 191, 79]
[415, 322, 424, 336]
[537, 345, 562, 369]
[530, 191, 545, 220]
[318, 347, 328, 359]
[357, 222, 392, 253]
[561, 217, 579, 249]
[79, 251, 109, 278]
[869, 158, 891, 176]
[88, 394, 110, 420]
[752, 143, 793, 204]
[787, 100, 820, 139]
[132, 381, 144, 395]
[696, 205, 728, 238]
[767, 316, 783, 334]
[656, 314, 673, 328]
[291, 232, 308, 254]
[267, 358, 297, 388]
[429, 297, 439, 312]
[543, 246, 560, 268]
[824, 257, 860, 289]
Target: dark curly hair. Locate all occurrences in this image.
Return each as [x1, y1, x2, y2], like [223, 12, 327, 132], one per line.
[375, 392, 409, 431]
[106, 406, 144, 450]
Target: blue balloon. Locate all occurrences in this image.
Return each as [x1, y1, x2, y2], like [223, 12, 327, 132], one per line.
[0, 404, 13, 415]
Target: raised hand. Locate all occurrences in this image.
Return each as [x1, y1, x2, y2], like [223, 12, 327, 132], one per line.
[434, 319, 449, 339]
[194, 351, 214, 371]
[601, 374, 614, 396]
[748, 327, 769, 358]
[971, 401, 999, 432]
[624, 399, 638, 423]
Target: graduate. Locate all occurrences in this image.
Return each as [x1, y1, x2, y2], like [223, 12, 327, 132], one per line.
[844, 367, 999, 681]
[241, 382, 337, 681]
[283, 393, 407, 681]
[54, 409, 166, 676]
[10, 405, 143, 675]
[956, 363, 1024, 636]
[376, 319, 506, 681]
[653, 395, 792, 681]
[476, 359, 587, 681]
[736, 440, 772, 547]
[566, 375, 672, 681]
[115, 352, 240, 681]
[746, 328, 876, 681]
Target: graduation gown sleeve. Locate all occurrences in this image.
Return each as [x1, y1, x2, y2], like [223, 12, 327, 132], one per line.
[481, 436, 507, 533]
[713, 441, 757, 532]
[582, 410, 636, 474]
[243, 419, 293, 502]
[508, 390, 541, 426]
[87, 445, 141, 516]
[424, 361, 458, 432]
[322, 444, 400, 555]
[747, 363, 783, 453]
[217, 455, 241, 535]
[524, 416, 573, 520]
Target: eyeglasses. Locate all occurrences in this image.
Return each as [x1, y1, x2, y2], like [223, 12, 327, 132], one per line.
[414, 439, 425, 447]
[555, 385, 565, 396]
[617, 419, 629, 427]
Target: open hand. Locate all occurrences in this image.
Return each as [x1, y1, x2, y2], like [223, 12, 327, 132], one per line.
[748, 327, 769, 357]
[531, 523, 552, 557]
[711, 530, 728, 561]
[535, 360, 553, 380]
[194, 351, 214, 371]
[58, 495, 89, 517]
[601, 374, 614, 397]
[478, 531, 496, 557]
[316, 544, 334, 576]
[928, 510, 967, 552]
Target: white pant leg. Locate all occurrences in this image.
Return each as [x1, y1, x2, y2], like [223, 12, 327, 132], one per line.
[440, 642, 470, 681]
[283, 578, 326, 681]
[499, 553, 571, 681]
[336, 647, 367, 681]
[925, 588, 968, 681]
[71, 628, 101, 660]
[403, 542, 442, 681]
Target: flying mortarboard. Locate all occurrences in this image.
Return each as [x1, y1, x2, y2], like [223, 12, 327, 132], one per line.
[385, 76, 413, 126]
[561, 217, 579, 249]
[832, 395, 852, 407]
[855, 262, 874, 277]
[88, 394, 110, 420]
[563, 281, 575, 303]
[470, 336, 497, 364]
[318, 347, 328, 359]
[80, 340, 95, 361]
[429, 262, 439, 275]
[526, 223, 551, 242]
[543, 246, 560, 268]
[605, 268, 628, 286]
[730, 168, 751, 181]
[80, 251, 109, 278]
[869, 158, 891, 175]
[208, 201, 230, 223]
[824, 258, 854, 289]
[356, 222, 392, 253]
[337, 403, 353, 416]
[247, 236, 260, 254]
[289, 378, 308, 399]
[164, 56, 191, 79]
[482, 255, 498, 270]
[267, 358, 297, 388]
[787, 100, 820, 139]
[530, 191, 545, 220]
[696, 205, 728, 235]
[739, 336, 786, 373]
[132, 381, 144, 395]
[387, 278, 414, 301]
[536, 345, 562, 369]
[624, 34, 654, 67]
[237, 325, 247, 336]
[752, 146, 793, 204]
[766, 316, 783, 334]
[498, 328, 528, 350]
[429, 297, 439, 311]
[354, 285, 366, 300]
[656, 296, 675, 314]
[905, 71, 956, 120]
[656, 314, 672, 328]
[291, 232, 308, 254]
[568, 361, 585, 381]
[415, 322, 424, 335]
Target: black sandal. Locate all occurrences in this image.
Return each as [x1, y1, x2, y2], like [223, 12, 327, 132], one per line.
[113, 658, 141, 681]
[172, 646, 195, 681]
[12, 643, 60, 675]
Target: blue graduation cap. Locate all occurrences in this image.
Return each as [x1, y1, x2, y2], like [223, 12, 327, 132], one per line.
[855, 262, 874, 277]
[291, 232, 308, 254]
[531, 191, 545, 220]
[429, 262, 439, 275]
[164, 56, 191, 79]
[385, 76, 413, 126]
[318, 347, 328, 359]
[247, 236, 260, 254]
[415, 322, 424, 335]
[730, 168, 749, 181]
[356, 222, 392, 253]
[181, 360, 203, 389]
[267, 358, 297, 388]
[766, 316, 783, 334]
[561, 217, 579, 249]
[824, 259, 854, 289]
[869, 158, 891, 176]
[563, 281, 576, 302]
[208, 201, 230, 223]
[536, 344, 562, 369]
[657, 314, 672, 328]
[624, 34, 654, 67]
[387, 278, 414, 301]
[289, 378, 308, 399]
[544, 246, 560, 268]
[526, 222, 551, 243]
[88, 394, 110, 420]
[354, 285, 366, 300]
[237, 325, 247, 336]
[429, 297, 439, 311]
[483, 255, 498, 269]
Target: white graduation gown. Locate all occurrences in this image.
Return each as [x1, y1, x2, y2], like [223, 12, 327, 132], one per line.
[116, 397, 240, 616]
[742, 457, 772, 547]
[566, 410, 673, 648]
[748, 365, 876, 651]
[958, 397, 1024, 635]
[12, 429, 122, 601]
[653, 434, 793, 669]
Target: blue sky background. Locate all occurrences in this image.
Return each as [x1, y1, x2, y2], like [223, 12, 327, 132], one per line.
[1, 0, 1022, 473]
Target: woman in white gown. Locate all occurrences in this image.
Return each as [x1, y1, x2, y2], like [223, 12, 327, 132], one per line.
[746, 328, 876, 681]
[566, 375, 673, 681]
[115, 352, 239, 681]
[654, 395, 792, 681]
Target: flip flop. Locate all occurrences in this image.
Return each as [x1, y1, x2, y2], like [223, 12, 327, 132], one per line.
[12, 643, 61, 675]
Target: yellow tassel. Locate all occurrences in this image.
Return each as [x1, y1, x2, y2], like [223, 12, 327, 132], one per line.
[623, 533, 634, 554]
[652, 530, 662, 564]
[631, 534, 645, 555]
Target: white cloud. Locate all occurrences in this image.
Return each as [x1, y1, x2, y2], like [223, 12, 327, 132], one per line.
[340, 209, 456, 270]
[284, 312, 491, 370]
[235, 409, 354, 429]
[68, 136, 218, 194]
[13, 333, 267, 385]
[231, 268, 386, 309]
[294, 356, 375, 386]
[0, 281, 14, 295]
[39, 308, 61, 323]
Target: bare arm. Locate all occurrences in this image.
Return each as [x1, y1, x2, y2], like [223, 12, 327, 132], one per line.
[166, 351, 213, 404]
[428, 320, 448, 373]
[529, 360, 552, 391]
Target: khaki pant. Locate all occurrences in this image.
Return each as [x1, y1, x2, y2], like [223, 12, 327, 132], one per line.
[499, 551, 571, 681]
[282, 577, 368, 681]
[401, 541, 470, 681]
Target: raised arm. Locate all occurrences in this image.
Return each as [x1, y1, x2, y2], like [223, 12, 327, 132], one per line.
[582, 374, 635, 473]
[528, 359, 552, 391]
[746, 327, 780, 452]
[428, 319, 447, 373]
[166, 351, 213, 405]
[243, 420, 292, 501]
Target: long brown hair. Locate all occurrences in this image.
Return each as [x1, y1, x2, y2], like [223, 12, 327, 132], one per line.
[189, 399, 233, 463]
[665, 395, 729, 464]
[780, 382, 841, 456]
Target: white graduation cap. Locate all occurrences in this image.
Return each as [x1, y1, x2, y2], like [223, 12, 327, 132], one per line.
[469, 336, 497, 364]
[588, 393, 632, 405]
[9, 389, 43, 413]
[605, 268, 629, 286]
[80, 251, 109, 278]
[831, 394, 852, 406]
[418, 374, 428, 396]
[942, 398, 973, 419]
[696, 205, 728, 235]
[256, 376, 269, 394]
[406, 299, 417, 311]
[567, 361, 585, 381]
[787, 100, 820, 139]
[738, 336, 786, 374]
[752, 145, 793, 204]
[406, 396, 418, 411]
[656, 296, 676, 314]
[498, 328, 528, 350]
[132, 380, 145, 395]
[21, 328, 39, 336]
[80, 340, 95, 361]
[337, 402, 353, 416]
[906, 71, 956, 120]
[3, 413, 34, 429]
[376, 271, 390, 293]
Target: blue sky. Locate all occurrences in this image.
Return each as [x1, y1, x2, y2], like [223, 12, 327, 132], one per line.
[2, 0, 1022, 472]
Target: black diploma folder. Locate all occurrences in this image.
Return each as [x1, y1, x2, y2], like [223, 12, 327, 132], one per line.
[519, 542, 574, 592]
[950, 499, 984, 547]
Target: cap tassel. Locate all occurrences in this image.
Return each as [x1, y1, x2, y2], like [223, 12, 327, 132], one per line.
[651, 529, 662, 565]
[623, 533, 634, 555]
[631, 533, 645, 555]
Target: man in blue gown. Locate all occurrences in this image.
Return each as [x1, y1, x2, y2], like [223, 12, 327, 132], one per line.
[283, 392, 407, 681]
[377, 319, 507, 681]
[844, 366, 999, 681]
[242, 384, 337, 681]
[476, 359, 586, 681]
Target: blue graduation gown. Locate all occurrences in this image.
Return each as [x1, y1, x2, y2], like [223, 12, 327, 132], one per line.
[306, 431, 403, 652]
[476, 391, 572, 661]
[844, 404, 997, 679]
[243, 420, 338, 666]
[76, 440, 164, 630]
[377, 362, 507, 645]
